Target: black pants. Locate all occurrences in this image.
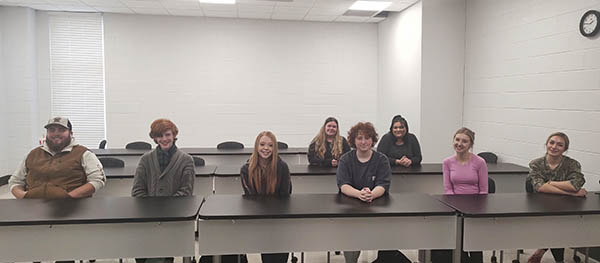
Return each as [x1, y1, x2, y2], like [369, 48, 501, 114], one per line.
[260, 253, 289, 263]
[431, 250, 483, 263]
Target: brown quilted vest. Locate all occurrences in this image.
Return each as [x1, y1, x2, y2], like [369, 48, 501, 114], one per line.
[24, 145, 88, 199]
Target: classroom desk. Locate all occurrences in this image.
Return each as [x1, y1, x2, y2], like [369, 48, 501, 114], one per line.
[435, 193, 600, 251]
[93, 148, 309, 165]
[213, 163, 529, 194]
[103, 165, 217, 178]
[0, 196, 202, 262]
[94, 176, 214, 198]
[197, 193, 457, 255]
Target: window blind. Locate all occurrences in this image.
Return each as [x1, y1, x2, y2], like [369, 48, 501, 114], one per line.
[49, 12, 105, 148]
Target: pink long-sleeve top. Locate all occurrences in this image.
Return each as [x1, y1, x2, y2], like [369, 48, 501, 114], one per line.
[442, 153, 489, 195]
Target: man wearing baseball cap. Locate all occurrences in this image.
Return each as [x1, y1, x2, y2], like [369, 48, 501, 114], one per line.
[9, 117, 106, 199]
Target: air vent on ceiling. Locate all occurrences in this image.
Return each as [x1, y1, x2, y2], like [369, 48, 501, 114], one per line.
[374, 11, 389, 17]
[342, 10, 378, 17]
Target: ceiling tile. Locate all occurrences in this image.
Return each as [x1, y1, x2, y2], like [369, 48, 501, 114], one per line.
[235, 0, 275, 7]
[306, 7, 345, 15]
[237, 11, 271, 19]
[80, 0, 126, 7]
[95, 6, 135, 13]
[335, 15, 368, 22]
[236, 3, 273, 13]
[202, 9, 237, 17]
[131, 6, 169, 14]
[160, 0, 200, 9]
[271, 12, 304, 20]
[303, 14, 336, 21]
[200, 3, 236, 11]
[273, 6, 308, 14]
[122, 0, 163, 8]
[167, 8, 204, 15]
[56, 4, 98, 11]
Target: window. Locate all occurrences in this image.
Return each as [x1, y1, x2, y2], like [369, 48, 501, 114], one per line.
[49, 12, 105, 148]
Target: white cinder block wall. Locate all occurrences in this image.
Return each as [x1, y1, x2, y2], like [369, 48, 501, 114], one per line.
[103, 14, 378, 148]
[0, 7, 39, 176]
[463, 0, 600, 190]
[377, 2, 422, 146]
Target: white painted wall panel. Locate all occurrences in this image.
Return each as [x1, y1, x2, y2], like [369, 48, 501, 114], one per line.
[465, 0, 600, 190]
[377, 2, 422, 142]
[0, 7, 38, 176]
[104, 14, 378, 148]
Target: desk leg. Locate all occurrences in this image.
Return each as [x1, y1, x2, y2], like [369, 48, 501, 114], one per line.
[454, 216, 463, 263]
[418, 249, 430, 263]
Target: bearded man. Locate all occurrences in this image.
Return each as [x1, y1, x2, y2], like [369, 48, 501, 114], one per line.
[9, 117, 106, 199]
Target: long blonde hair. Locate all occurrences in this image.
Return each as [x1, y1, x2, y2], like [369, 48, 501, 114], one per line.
[247, 131, 279, 194]
[310, 117, 344, 159]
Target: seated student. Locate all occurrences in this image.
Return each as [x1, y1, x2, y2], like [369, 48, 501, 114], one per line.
[132, 119, 194, 197]
[10, 117, 106, 199]
[240, 131, 291, 263]
[527, 132, 586, 263]
[336, 122, 396, 263]
[307, 117, 351, 167]
[377, 115, 422, 167]
[132, 119, 195, 263]
[433, 127, 487, 263]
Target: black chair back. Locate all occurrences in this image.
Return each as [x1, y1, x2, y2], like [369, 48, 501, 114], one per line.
[478, 152, 498, 164]
[488, 177, 496, 194]
[99, 157, 125, 168]
[0, 175, 10, 186]
[193, 156, 206, 166]
[99, 140, 107, 149]
[126, 141, 152, 150]
[277, 141, 288, 149]
[525, 179, 534, 193]
[217, 141, 244, 150]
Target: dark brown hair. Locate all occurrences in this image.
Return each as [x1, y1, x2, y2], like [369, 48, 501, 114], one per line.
[347, 122, 378, 148]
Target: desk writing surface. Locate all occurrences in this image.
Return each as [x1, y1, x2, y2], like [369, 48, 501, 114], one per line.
[0, 196, 203, 226]
[104, 165, 216, 178]
[92, 147, 308, 156]
[199, 193, 454, 220]
[391, 163, 528, 174]
[435, 192, 600, 217]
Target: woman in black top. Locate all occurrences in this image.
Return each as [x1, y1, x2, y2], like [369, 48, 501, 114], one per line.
[308, 117, 351, 167]
[240, 131, 291, 263]
[377, 115, 422, 167]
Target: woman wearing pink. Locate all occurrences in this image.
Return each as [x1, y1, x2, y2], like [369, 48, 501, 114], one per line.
[434, 127, 488, 263]
[443, 127, 488, 195]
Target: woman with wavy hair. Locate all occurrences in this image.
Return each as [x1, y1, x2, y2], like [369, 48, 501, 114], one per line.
[240, 131, 291, 263]
[308, 117, 351, 167]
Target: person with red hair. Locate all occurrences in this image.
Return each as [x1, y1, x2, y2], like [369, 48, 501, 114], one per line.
[132, 118, 194, 198]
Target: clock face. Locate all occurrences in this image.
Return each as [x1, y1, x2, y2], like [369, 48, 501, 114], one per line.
[580, 10, 600, 37]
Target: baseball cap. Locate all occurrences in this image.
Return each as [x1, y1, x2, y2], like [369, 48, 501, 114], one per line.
[44, 116, 72, 130]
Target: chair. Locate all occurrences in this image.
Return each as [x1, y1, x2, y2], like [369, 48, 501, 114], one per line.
[99, 157, 125, 168]
[99, 140, 107, 149]
[277, 141, 288, 149]
[478, 152, 498, 164]
[488, 177, 503, 263]
[0, 175, 10, 186]
[126, 141, 152, 150]
[193, 156, 206, 166]
[516, 180, 586, 263]
[217, 141, 244, 150]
